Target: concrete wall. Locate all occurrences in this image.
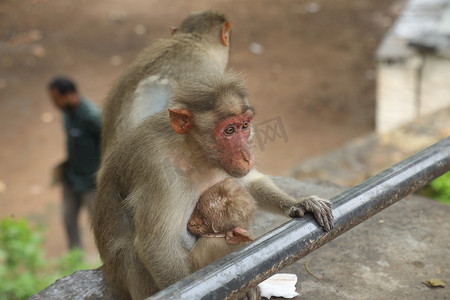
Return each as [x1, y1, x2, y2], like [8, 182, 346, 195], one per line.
[421, 56, 450, 116]
[376, 58, 420, 133]
[377, 54, 450, 133]
[375, 0, 450, 133]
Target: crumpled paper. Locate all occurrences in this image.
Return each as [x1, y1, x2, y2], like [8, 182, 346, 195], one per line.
[258, 273, 299, 299]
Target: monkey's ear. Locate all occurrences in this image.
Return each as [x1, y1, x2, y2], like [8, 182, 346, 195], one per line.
[221, 22, 231, 46]
[170, 26, 178, 35]
[169, 109, 192, 134]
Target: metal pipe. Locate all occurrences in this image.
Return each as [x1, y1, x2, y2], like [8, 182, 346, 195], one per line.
[149, 137, 450, 300]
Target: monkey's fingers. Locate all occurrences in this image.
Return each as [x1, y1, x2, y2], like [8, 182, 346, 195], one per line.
[313, 201, 334, 232]
[288, 206, 305, 218]
[319, 203, 334, 232]
[326, 205, 334, 229]
[312, 209, 325, 229]
[299, 196, 334, 232]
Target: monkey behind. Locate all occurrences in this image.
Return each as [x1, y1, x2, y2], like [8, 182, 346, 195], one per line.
[101, 10, 231, 155]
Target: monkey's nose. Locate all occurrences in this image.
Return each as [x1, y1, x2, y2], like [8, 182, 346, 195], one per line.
[242, 151, 251, 163]
[242, 151, 254, 169]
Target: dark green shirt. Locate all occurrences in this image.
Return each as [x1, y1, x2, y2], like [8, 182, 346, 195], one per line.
[63, 98, 102, 192]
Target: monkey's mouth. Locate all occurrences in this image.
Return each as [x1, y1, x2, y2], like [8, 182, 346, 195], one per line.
[226, 167, 251, 178]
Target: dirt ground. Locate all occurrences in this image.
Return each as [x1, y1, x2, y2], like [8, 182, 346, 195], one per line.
[0, 0, 403, 260]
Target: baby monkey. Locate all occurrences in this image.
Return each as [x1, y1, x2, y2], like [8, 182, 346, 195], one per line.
[188, 178, 256, 271]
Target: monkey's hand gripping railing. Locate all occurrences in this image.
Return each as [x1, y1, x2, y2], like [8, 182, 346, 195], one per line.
[149, 137, 450, 300]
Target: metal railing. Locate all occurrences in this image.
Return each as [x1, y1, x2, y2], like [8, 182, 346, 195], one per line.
[149, 137, 450, 300]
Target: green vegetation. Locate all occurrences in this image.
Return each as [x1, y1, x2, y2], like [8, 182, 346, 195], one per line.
[420, 171, 450, 205]
[0, 217, 99, 300]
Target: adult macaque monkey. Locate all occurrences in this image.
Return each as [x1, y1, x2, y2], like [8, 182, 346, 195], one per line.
[93, 71, 333, 299]
[101, 10, 231, 155]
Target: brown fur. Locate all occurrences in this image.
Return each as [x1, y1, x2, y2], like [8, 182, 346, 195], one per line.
[94, 11, 333, 300]
[100, 10, 231, 156]
[94, 71, 333, 299]
[93, 71, 254, 299]
[188, 178, 255, 235]
[188, 178, 256, 271]
[95, 70, 333, 299]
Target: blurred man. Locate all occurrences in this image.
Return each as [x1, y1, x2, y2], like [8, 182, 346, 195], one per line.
[48, 76, 102, 249]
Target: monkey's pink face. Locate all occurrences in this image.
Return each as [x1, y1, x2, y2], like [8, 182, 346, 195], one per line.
[214, 113, 254, 177]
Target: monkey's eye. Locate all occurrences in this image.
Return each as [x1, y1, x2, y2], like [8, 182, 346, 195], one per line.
[242, 121, 250, 129]
[224, 127, 235, 135]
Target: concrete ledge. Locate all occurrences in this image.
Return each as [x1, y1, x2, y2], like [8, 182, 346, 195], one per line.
[293, 108, 450, 186]
[30, 177, 343, 300]
[284, 195, 450, 299]
[29, 268, 114, 300]
[30, 194, 449, 300]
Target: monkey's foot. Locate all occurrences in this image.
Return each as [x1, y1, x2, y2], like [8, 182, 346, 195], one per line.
[200, 228, 253, 244]
[225, 227, 253, 244]
[288, 196, 334, 232]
